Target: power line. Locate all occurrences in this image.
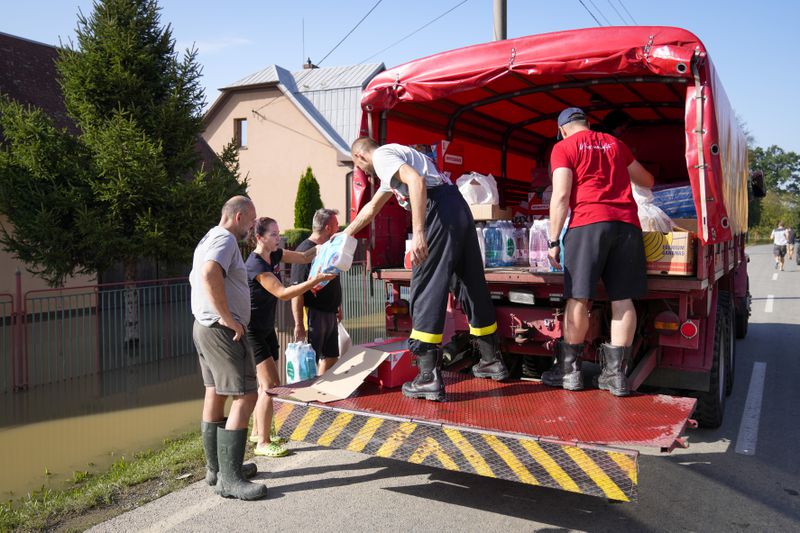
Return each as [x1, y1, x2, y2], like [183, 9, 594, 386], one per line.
[359, 0, 470, 64]
[577, 0, 603, 26]
[617, 0, 638, 24]
[606, 0, 628, 24]
[588, 0, 612, 25]
[317, 0, 383, 66]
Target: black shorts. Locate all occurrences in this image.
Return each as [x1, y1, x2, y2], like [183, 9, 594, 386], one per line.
[773, 244, 787, 258]
[246, 328, 280, 365]
[563, 221, 647, 301]
[307, 308, 339, 360]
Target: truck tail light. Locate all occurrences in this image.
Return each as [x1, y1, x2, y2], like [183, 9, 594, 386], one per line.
[386, 300, 409, 316]
[654, 311, 680, 335]
[679, 320, 699, 339]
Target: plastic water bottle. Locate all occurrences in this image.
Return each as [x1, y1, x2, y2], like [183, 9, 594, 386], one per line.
[300, 343, 317, 380]
[500, 221, 516, 266]
[285, 342, 301, 384]
[476, 223, 486, 266]
[513, 223, 529, 266]
[529, 220, 549, 272]
[484, 222, 502, 267]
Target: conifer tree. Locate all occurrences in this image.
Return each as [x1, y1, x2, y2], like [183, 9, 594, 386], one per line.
[0, 0, 245, 341]
[294, 166, 323, 230]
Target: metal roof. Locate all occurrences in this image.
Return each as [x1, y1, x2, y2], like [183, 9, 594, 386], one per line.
[215, 62, 384, 157]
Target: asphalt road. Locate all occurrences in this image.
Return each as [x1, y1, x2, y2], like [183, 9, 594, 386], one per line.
[91, 244, 800, 533]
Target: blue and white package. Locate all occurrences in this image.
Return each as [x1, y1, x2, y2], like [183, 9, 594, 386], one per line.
[651, 185, 696, 219]
[308, 233, 357, 289]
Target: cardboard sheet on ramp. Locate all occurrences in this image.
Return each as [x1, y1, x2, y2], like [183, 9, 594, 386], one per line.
[271, 345, 391, 403]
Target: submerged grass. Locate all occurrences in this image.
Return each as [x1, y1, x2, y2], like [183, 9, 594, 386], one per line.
[0, 431, 207, 532]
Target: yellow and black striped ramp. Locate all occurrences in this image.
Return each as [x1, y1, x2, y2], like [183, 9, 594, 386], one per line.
[272, 398, 639, 502]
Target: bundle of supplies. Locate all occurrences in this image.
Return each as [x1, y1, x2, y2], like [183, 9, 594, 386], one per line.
[456, 172, 499, 205]
[308, 233, 357, 289]
[285, 342, 317, 384]
[651, 184, 696, 219]
[632, 184, 673, 233]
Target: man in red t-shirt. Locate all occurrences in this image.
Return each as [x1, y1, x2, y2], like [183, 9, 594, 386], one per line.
[543, 107, 654, 396]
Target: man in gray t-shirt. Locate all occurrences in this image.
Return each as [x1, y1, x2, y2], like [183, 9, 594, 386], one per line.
[347, 137, 509, 403]
[189, 195, 266, 500]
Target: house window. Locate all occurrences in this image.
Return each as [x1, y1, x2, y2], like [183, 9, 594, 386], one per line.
[233, 118, 248, 148]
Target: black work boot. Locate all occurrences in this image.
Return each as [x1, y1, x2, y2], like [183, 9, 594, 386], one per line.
[597, 343, 631, 397]
[541, 340, 584, 391]
[215, 427, 268, 500]
[402, 349, 446, 401]
[472, 334, 510, 380]
[202, 421, 257, 486]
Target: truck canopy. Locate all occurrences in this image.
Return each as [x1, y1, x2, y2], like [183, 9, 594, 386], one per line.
[360, 26, 749, 243]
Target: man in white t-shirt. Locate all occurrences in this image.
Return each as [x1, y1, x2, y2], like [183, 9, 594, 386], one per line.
[346, 137, 509, 402]
[189, 196, 266, 500]
[771, 221, 789, 271]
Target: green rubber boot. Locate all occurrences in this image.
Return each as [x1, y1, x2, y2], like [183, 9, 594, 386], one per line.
[215, 427, 268, 500]
[201, 421, 257, 486]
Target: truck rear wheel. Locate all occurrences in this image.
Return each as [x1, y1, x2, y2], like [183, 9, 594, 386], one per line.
[695, 293, 728, 428]
[734, 279, 750, 340]
[720, 291, 735, 396]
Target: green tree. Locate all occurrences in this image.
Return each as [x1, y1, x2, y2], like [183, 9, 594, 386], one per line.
[294, 166, 323, 229]
[749, 145, 800, 194]
[0, 0, 245, 341]
[747, 144, 800, 232]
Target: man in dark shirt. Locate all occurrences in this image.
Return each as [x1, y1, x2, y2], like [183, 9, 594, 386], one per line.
[291, 208, 343, 374]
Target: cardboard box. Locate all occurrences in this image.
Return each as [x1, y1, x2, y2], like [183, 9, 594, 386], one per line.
[282, 344, 392, 403]
[469, 204, 512, 221]
[365, 338, 417, 389]
[643, 225, 695, 276]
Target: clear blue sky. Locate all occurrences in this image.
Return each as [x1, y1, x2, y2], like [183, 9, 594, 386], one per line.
[3, 0, 798, 153]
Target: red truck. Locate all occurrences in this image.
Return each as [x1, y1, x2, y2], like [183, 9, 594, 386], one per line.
[273, 26, 760, 502]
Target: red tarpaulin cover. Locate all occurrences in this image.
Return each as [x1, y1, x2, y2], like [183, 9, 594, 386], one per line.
[361, 26, 749, 244]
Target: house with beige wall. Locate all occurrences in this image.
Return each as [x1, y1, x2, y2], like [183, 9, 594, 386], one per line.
[202, 62, 384, 230]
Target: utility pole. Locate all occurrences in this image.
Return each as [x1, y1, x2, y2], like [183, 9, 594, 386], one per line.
[493, 0, 507, 41]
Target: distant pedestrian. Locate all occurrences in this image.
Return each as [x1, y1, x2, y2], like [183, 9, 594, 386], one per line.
[246, 216, 335, 458]
[291, 208, 343, 376]
[189, 196, 266, 501]
[786, 226, 796, 261]
[771, 221, 789, 271]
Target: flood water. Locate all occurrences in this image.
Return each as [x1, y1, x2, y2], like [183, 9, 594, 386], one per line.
[0, 355, 204, 498]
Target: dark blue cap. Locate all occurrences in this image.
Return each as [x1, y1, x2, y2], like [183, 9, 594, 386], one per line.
[556, 107, 587, 139]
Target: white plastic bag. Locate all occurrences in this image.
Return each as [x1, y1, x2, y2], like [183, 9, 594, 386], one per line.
[632, 184, 673, 233]
[338, 322, 352, 357]
[456, 172, 499, 205]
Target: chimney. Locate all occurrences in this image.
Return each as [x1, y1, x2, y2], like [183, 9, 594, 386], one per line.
[303, 57, 318, 69]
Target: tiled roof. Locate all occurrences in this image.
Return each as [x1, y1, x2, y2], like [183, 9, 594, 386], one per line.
[213, 62, 384, 157]
[0, 32, 76, 135]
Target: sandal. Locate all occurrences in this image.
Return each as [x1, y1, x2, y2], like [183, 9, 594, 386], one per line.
[270, 421, 285, 444]
[254, 441, 289, 457]
[249, 433, 260, 443]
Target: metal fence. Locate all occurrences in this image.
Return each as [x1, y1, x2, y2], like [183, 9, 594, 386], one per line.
[1, 265, 387, 393]
[0, 294, 14, 394]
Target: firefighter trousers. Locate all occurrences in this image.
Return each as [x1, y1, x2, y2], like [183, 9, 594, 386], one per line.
[408, 185, 497, 354]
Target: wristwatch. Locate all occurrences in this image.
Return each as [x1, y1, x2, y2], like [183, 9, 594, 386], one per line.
[547, 240, 560, 249]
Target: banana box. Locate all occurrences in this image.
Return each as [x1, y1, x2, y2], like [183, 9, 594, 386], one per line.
[643, 222, 695, 276]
